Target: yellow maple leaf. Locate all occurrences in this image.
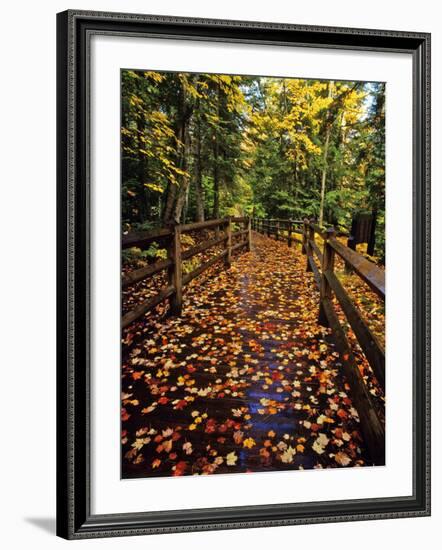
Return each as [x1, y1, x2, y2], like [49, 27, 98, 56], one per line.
[243, 437, 256, 449]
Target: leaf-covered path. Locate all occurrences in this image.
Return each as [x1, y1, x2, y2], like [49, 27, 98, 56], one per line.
[122, 232, 371, 478]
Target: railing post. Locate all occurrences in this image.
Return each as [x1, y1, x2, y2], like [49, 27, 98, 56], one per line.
[247, 217, 252, 251]
[344, 234, 353, 273]
[226, 217, 232, 267]
[267, 218, 271, 238]
[306, 220, 315, 272]
[302, 218, 309, 254]
[288, 219, 293, 247]
[276, 219, 280, 241]
[302, 218, 309, 255]
[168, 224, 183, 316]
[318, 227, 336, 326]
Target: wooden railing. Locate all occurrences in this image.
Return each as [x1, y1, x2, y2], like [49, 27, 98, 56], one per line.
[253, 217, 386, 465]
[122, 217, 251, 329]
[251, 218, 304, 247]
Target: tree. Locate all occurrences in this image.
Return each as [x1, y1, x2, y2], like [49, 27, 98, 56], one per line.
[121, 70, 385, 249]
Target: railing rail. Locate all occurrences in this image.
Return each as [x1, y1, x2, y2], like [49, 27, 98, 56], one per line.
[251, 217, 304, 247]
[122, 217, 251, 329]
[122, 227, 172, 249]
[328, 238, 385, 299]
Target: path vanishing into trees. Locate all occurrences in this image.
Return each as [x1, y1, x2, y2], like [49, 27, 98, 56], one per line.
[122, 229, 385, 478]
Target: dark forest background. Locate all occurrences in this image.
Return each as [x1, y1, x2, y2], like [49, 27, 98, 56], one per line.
[121, 71, 385, 256]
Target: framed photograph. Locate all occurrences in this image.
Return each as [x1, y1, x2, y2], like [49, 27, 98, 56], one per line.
[56, 10, 430, 539]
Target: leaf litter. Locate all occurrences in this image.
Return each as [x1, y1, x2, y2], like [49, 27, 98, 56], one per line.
[122, 232, 384, 478]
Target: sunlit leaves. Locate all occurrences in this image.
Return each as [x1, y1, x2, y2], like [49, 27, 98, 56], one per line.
[182, 442, 193, 455]
[226, 452, 238, 466]
[280, 446, 297, 464]
[312, 433, 330, 455]
[243, 437, 256, 449]
[335, 451, 351, 466]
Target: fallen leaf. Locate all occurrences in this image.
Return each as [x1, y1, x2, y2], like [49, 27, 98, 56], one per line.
[226, 452, 238, 466]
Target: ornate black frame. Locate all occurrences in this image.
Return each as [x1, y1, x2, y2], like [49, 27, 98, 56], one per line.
[56, 9, 431, 539]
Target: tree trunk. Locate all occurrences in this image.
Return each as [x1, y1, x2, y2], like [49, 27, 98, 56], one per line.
[212, 143, 220, 219]
[163, 180, 177, 224]
[194, 114, 205, 222]
[212, 82, 221, 220]
[169, 75, 199, 224]
[319, 81, 334, 227]
[173, 123, 191, 223]
[163, 79, 190, 225]
[136, 111, 148, 223]
[318, 127, 331, 227]
[336, 110, 346, 191]
[182, 174, 191, 223]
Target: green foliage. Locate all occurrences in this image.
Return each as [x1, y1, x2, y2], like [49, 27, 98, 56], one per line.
[122, 244, 167, 267]
[121, 71, 385, 250]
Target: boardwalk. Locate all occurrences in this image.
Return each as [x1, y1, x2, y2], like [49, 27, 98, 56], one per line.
[122, 232, 373, 478]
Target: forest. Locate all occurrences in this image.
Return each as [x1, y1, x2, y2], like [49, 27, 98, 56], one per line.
[121, 70, 385, 256]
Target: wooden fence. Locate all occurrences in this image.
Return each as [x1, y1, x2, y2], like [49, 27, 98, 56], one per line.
[122, 217, 251, 329]
[251, 218, 304, 247]
[253, 217, 386, 465]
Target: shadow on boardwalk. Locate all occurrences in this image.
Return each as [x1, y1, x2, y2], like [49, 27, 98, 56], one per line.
[122, 232, 372, 478]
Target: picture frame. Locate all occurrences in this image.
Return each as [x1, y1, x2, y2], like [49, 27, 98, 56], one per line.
[56, 9, 431, 539]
